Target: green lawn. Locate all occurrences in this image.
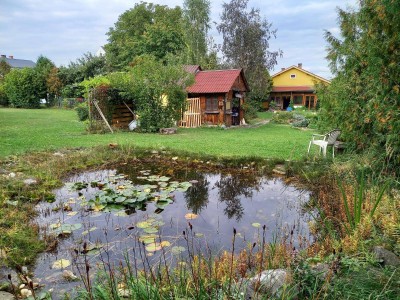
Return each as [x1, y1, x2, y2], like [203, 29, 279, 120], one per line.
[0, 108, 314, 159]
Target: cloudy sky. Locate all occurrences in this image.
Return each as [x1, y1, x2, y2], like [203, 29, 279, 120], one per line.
[0, 0, 358, 79]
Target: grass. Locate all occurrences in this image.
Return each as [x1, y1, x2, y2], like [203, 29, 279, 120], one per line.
[1, 107, 398, 299]
[0, 108, 313, 159]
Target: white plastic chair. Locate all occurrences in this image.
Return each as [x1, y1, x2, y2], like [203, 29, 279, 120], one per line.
[307, 129, 341, 158]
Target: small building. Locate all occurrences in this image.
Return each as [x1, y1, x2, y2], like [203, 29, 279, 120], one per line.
[0, 54, 36, 69]
[267, 63, 330, 110]
[184, 68, 250, 127]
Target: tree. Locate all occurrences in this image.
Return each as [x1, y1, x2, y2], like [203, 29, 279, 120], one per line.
[0, 60, 11, 81]
[217, 0, 280, 107]
[319, 0, 400, 175]
[59, 52, 106, 86]
[105, 3, 186, 70]
[4, 68, 42, 108]
[182, 0, 211, 65]
[127, 55, 194, 132]
[0, 60, 11, 106]
[46, 67, 63, 104]
[34, 55, 55, 101]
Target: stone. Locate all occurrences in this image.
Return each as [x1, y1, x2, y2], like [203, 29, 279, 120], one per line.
[373, 246, 400, 267]
[0, 268, 19, 289]
[311, 263, 330, 280]
[21, 266, 28, 275]
[246, 269, 288, 299]
[273, 165, 286, 175]
[23, 178, 37, 186]
[20, 288, 32, 298]
[0, 291, 14, 300]
[62, 270, 78, 281]
[159, 128, 177, 134]
[53, 152, 64, 157]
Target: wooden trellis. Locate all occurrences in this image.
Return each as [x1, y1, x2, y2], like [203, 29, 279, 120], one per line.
[88, 88, 114, 133]
[180, 98, 202, 128]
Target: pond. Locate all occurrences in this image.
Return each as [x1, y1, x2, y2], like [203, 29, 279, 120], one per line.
[33, 163, 312, 299]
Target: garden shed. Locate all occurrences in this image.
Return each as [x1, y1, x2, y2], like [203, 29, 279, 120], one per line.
[183, 68, 249, 127]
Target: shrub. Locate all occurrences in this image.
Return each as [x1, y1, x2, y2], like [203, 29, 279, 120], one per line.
[75, 102, 89, 121]
[0, 84, 8, 106]
[291, 114, 309, 127]
[243, 99, 259, 122]
[271, 111, 293, 124]
[3, 68, 41, 108]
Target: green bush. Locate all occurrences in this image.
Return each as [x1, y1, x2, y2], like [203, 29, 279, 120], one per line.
[75, 102, 89, 121]
[0, 84, 8, 106]
[291, 113, 309, 127]
[271, 111, 294, 124]
[3, 68, 41, 108]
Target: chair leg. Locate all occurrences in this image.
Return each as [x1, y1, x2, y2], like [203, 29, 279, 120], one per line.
[323, 145, 327, 157]
[332, 146, 335, 158]
[308, 141, 312, 155]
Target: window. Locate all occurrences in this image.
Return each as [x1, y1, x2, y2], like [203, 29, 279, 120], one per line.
[293, 95, 303, 105]
[206, 95, 218, 112]
[290, 74, 296, 79]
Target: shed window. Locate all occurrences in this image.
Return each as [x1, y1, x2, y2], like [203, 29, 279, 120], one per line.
[290, 74, 296, 79]
[206, 95, 218, 112]
[293, 95, 303, 105]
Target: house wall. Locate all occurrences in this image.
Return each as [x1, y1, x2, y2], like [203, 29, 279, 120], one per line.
[273, 68, 319, 87]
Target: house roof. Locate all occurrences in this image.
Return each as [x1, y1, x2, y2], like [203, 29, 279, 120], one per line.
[0, 56, 36, 69]
[184, 65, 202, 74]
[272, 65, 330, 84]
[272, 86, 315, 93]
[187, 69, 249, 94]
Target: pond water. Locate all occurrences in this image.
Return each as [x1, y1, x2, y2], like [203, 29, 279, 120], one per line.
[33, 164, 312, 299]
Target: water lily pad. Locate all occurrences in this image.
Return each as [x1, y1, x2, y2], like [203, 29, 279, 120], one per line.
[145, 242, 162, 252]
[139, 234, 157, 244]
[185, 213, 198, 220]
[52, 259, 71, 269]
[171, 246, 186, 255]
[114, 211, 128, 217]
[251, 222, 261, 228]
[160, 241, 171, 248]
[67, 211, 78, 216]
[143, 227, 158, 234]
[136, 221, 151, 229]
[195, 233, 204, 238]
[49, 222, 61, 229]
[152, 220, 165, 226]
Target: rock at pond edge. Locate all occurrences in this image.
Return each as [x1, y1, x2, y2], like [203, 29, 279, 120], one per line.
[0, 291, 15, 300]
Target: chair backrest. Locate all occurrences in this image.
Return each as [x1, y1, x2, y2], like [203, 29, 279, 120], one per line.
[326, 129, 341, 145]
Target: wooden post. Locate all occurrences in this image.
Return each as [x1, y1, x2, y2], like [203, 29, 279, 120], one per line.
[93, 99, 114, 133]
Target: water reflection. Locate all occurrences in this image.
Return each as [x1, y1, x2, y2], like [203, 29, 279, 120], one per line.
[215, 174, 261, 221]
[184, 173, 209, 214]
[33, 166, 311, 300]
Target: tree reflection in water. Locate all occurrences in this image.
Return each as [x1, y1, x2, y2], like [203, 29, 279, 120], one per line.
[185, 171, 263, 221]
[184, 173, 210, 214]
[216, 173, 262, 221]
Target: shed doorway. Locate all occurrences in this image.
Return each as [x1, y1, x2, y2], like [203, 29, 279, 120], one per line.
[180, 98, 202, 128]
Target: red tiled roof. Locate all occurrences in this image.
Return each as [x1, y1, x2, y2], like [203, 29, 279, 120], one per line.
[272, 86, 314, 92]
[184, 65, 202, 74]
[187, 69, 246, 94]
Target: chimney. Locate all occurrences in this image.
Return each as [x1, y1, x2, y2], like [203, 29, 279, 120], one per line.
[298, 63, 302, 69]
[8, 55, 13, 59]
[281, 68, 285, 71]
[1, 54, 6, 58]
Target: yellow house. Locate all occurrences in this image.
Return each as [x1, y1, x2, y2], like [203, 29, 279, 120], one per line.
[268, 63, 330, 110]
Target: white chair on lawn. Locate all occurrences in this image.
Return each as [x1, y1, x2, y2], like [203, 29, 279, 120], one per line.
[308, 129, 341, 158]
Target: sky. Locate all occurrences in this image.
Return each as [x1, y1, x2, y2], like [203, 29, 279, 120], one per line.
[0, 0, 358, 79]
